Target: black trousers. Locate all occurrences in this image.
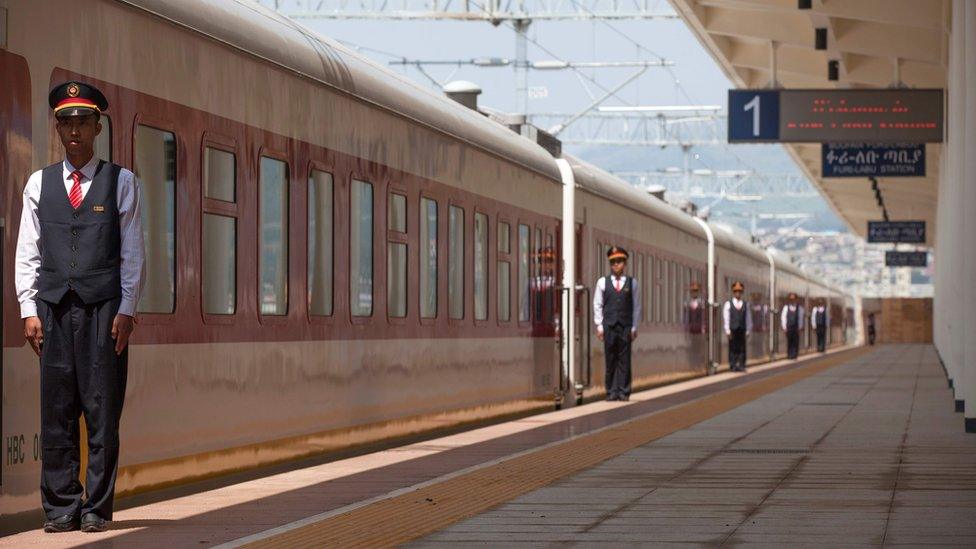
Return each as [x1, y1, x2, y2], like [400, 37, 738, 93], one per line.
[816, 328, 827, 352]
[603, 323, 632, 398]
[728, 329, 746, 371]
[37, 292, 127, 520]
[786, 328, 800, 359]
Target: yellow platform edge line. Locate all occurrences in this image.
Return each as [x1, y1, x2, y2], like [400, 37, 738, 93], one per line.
[247, 347, 871, 549]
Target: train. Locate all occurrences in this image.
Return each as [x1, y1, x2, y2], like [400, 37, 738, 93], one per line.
[0, 0, 858, 525]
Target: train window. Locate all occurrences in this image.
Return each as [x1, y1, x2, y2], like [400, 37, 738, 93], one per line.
[387, 192, 407, 319]
[259, 156, 289, 316]
[497, 222, 511, 322]
[420, 197, 438, 318]
[534, 228, 542, 321]
[387, 242, 407, 318]
[350, 179, 373, 317]
[308, 170, 334, 316]
[645, 256, 653, 323]
[203, 214, 236, 314]
[667, 260, 675, 324]
[474, 212, 488, 321]
[94, 115, 111, 162]
[389, 193, 406, 233]
[204, 147, 235, 202]
[449, 206, 465, 320]
[672, 262, 679, 323]
[597, 242, 606, 281]
[202, 146, 238, 316]
[544, 232, 554, 323]
[135, 125, 176, 314]
[518, 224, 530, 322]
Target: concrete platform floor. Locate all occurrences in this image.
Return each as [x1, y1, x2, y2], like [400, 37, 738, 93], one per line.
[413, 344, 976, 547]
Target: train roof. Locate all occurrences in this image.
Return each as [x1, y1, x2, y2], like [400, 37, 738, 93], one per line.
[120, 0, 562, 181]
[708, 222, 770, 265]
[563, 154, 708, 240]
[766, 247, 808, 280]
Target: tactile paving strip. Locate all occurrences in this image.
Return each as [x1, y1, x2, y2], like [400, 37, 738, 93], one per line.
[244, 347, 870, 548]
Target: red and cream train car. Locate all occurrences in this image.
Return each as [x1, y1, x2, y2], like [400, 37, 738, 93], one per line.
[0, 0, 856, 526]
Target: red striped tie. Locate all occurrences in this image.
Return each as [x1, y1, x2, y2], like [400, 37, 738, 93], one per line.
[68, 170, 83, 209]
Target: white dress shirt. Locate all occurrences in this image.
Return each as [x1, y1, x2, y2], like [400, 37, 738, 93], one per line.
[781, 304, 804, 331]
[15, 157, 145, 318]
[593, 275, 641, 334]
[722, 298, 752, 335]
[811, 306, 827, 329]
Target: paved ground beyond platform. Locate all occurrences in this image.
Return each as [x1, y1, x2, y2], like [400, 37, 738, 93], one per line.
[413, 344, 976, 547]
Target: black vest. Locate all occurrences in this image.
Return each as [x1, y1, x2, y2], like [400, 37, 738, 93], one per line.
[815, 308, 826, 332]
[36, 160, 122, 305]
[728, 300, 747, 331]
[602, 275, 634, 328]
[786, 306, 799, 331]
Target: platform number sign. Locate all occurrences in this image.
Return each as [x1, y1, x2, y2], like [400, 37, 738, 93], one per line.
[728, 90, 779, 142]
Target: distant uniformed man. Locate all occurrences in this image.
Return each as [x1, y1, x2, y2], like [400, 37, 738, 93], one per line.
[593, 246, 641, 401]
[15, 82, 145, 533]
[811, 300, 828, 352]
[867, 312, 877, 345]
[685, 281, 705, 334]
[723, 281, 752, 372]
[781, 292, 804, 360]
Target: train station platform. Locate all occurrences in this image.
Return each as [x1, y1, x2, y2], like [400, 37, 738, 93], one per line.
[2, 344, 973, 547]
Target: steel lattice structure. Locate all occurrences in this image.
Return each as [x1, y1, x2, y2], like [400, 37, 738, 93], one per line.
[526, 112, 725, 147]
[611, 171, 817, 198]
[261, 0, 677, 21]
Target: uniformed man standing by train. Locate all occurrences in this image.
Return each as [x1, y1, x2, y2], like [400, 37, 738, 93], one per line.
[15, 82, 145, 533]
[723, 281, 752, 372]
[686, 281, 705, 335]
[593, 246, 641, 401]
[811, 300, 828, 353]
[781, 292, 803, 360]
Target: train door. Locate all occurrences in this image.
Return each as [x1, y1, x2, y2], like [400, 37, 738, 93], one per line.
[574, 223, 592, 401]
[1, 48, 35, 508]
[709, 265, 722, 374]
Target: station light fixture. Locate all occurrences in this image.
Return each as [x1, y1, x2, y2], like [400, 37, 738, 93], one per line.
[815, 28, 827, 50]
[828, 60, 839, 81]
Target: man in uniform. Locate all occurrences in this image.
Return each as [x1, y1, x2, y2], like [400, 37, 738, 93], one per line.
[722, 281, 752, 372]
[593, 246, 641, 401]
[781, 292, 803, 359]
[15, 82, 145, 533]
[686, 281, 705, 334]
[811, 299, 828, 352]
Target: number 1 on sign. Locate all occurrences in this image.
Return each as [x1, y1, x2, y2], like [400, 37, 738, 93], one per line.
[744, 95, 760, 137]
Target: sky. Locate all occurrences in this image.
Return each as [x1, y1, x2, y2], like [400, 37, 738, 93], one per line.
[272, 1, 846, 233]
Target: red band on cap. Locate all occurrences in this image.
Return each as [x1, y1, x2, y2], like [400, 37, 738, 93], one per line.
[55, 97, 99, 113]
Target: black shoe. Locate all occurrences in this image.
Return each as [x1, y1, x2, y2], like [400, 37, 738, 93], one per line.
[619, 395, 630, 401]
[43, 514, 79, 533]
[80, 512, 107, 533]
[606, 395, 618, 401]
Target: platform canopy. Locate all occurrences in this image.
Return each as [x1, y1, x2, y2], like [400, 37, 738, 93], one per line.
[669, 0, 946, 245]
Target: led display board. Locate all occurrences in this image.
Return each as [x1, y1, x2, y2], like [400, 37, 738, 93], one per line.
[868, 221, 926, 244]
[729, 89, 943, 143]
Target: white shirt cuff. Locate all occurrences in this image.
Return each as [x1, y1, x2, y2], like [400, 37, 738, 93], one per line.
[20, 301, 37, 319]
[597, 325, 604, 333]
[631, 327, 637, 333]
[118, 298, 138, 317]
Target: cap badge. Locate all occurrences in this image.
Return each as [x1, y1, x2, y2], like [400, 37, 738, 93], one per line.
[67, 83, 80, 98]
